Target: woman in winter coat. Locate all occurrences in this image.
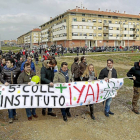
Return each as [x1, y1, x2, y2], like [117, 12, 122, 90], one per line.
[82, 64, 97, 120]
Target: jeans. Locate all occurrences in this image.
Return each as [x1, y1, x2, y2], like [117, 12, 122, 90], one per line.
[105, 98, 112, 113]
[8, 109, 16, 119]
[61, 108, 70, 117]
[26, 108, 36, 117]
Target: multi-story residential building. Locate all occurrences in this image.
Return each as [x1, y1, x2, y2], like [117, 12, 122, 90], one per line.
[17, 28, 41, 46]
[40, 7, 140, 47]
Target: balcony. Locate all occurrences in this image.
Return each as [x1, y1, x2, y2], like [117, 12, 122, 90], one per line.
[103, 29, 109, 33]
[103, 36, 109, 40]
[103, 23, 109, 26]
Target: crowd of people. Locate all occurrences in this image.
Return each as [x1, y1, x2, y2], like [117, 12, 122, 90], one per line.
[0, 48, 140, 124]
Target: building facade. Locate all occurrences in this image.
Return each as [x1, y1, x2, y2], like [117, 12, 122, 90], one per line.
[40, 7, 140, 48]
[17, 28, 41, 46]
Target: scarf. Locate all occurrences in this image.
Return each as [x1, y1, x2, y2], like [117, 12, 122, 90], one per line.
[89, 71, 95, 81]
[60, 69, 69, 83]
[107, 66, 113, 79]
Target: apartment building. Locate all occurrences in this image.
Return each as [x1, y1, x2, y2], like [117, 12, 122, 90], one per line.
[17, 28, 41, 46]
[40, 7, 140, 47]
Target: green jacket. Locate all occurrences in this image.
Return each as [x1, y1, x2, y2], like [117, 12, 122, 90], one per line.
[53, 70, 73, 83]
[17, 70, 36, 84]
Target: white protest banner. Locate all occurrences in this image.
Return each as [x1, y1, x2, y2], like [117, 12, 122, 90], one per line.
[0, 78, 124, 110]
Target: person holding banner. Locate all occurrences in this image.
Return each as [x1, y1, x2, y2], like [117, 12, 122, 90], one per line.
[127, 60, 140, 114]
[41, 59, 57, 117]
[54, 62, 73, 121]
[98, 59, 117, 117]
[0, 58, 21, 123]
[17, 62, 38, 120]
[82, 64, 97, 120]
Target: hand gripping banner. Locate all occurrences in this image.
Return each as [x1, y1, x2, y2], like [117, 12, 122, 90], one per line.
[0, 78, 124, 110]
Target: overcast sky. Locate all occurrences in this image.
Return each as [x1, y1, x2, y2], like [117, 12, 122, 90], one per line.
[0, 0, 140, 40]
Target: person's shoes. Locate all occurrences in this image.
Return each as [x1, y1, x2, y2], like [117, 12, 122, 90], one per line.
[91, 114, 95, 120]
[9, 118, 13, 123]
[28, 116, 32, 121]
[13, 115, 18, 120]
[33, 114, 38, 118]
[47, 112, 56, 117]
[105, 111, 109, 117]
[132, 109, 140, 114]
[63, 116, 67, 122]
[42, 109, 46, 116]
[109, 111, 114, 115]
[66, 112, 71, 117]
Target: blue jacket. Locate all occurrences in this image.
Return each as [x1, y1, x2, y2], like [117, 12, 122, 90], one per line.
[20, 60, 36, 73]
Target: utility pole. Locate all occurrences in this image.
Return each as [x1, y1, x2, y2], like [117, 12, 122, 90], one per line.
[0, 35, 1, 50]
[128, 23, 129, 51]
[30, 32, 32, 50]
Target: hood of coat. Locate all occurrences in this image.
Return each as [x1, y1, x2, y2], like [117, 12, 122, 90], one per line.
[134, 62, 140, 70]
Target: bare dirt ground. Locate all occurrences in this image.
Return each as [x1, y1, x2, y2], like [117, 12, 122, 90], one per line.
[0, 86, 140, 140]
[0, 53, 140, 140]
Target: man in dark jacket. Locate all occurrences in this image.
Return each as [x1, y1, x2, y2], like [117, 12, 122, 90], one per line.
[0, 57, 6, 73]
[41, 59, 57, 116]
[98, 59, 117, 117]
[71, 57, 80, 81]
[127, 61, 140, 114]
[0, 58, 21, 123]
[79, 56, 87, 77]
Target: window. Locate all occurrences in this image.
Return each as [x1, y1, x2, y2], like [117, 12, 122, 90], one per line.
[124, 28, 127, 30]
[89, 33, 93, 36]
[82, 14, 85, 16]
[108, 20, 112, 23]
[124, 34, 126, 37]
[72, 33, 78, 36]
[82, 18, 85, 22]
[89, 26, 92, 29]
[73, 18, 77, 22]
[104, 20, 107, 23]
[112, 16, 118, 19]
[83, 33, 87, 36]
[116, 34, 119, 37]
[108, 16, 111, 18]
[72, 25, 78, 29]
[98, 33, 102, 37]
[93, 26, 96, 29]
[88, 19, 91, 22]
[79, 26, 82, 29]
[83, 26, 86, 29]
[63, 33, 67, 36]
[115, 21, 118, 24]
[109, 27, 113, 30]
[93, 33, 96, 37]
[71, 13, 76, 16]
[116, 27, 119, 30]
[133, 22, 135, 25]
[129, 22, 131, 25]
[109, 34, 113, 37]
[136, 23, 139, 25]
[136, 35, 139, 37]
[93, 19, 96, 22]
[98, 20, 102, 23]
[79, 33, 82, 36]
[137, 29, 139, 31]
[98, 27, 102, 30]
